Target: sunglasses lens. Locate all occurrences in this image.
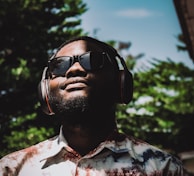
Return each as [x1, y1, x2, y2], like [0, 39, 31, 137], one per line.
[49, 52, 107, 77]
[49, 57, 71, 76]
[80, 52, 104, 70]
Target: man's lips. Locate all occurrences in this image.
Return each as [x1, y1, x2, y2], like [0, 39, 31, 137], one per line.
[66, 82, 88, 91]
[60, 78, 88, 91]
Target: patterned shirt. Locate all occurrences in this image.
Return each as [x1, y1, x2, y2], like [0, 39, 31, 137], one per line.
[0, 128, 185, 176]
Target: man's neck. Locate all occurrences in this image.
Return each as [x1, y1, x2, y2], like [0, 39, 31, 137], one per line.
[61, 113, 117, 156]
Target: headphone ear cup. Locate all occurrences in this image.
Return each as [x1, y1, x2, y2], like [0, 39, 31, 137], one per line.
[118, 70, 133, 104]
[38, 67, 54, 115]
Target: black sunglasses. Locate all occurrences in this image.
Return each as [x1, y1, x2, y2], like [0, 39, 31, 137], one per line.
[48, 51, 111, 77]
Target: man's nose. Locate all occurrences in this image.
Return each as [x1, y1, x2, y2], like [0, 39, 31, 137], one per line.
[65, 62, 87, 78]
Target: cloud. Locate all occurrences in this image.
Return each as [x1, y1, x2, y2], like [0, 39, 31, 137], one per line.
[116, 8, 155, 18]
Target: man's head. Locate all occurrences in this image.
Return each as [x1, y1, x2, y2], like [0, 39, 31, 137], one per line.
[38, 36, 133, 118]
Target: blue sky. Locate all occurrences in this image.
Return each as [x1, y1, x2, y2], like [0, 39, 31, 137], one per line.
[81, 0, 194, 69]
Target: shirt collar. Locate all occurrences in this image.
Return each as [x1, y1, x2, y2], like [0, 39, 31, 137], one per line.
[101, 130, 130, 153]
[40, 126, 69, 162]
[40, 126, 130, 161]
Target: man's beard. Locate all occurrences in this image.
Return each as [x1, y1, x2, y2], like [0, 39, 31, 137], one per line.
[49, 94, 90, 116]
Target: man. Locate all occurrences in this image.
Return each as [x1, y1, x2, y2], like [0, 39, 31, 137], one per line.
[0, 36, 185, 175]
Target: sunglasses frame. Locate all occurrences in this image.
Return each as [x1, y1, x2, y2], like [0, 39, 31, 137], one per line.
[48, 51, 113, 77]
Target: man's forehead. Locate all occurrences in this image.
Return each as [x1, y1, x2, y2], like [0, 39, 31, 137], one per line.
[56, 40, 103, 57]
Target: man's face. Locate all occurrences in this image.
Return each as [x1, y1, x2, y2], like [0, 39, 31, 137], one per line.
[48, 40, 117, 117]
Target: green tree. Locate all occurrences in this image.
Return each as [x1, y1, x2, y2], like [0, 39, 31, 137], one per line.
[0, 0, 87, 157]
[117, 57, 194, 153]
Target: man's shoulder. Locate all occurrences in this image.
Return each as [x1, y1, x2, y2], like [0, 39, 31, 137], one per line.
[0, 136, 57, 164]
[123, 133, 183, 168]
[124, 134, 174, 156]
[111, 132, 185, 174]
[120, 133, 166, 152]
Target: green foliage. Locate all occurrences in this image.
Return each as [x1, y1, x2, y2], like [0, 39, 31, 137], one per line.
[116, 58, 194, 153]
[0, 0, 87, 157]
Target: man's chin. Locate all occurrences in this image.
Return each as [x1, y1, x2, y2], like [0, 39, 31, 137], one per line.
[51, 96, 89, 115]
